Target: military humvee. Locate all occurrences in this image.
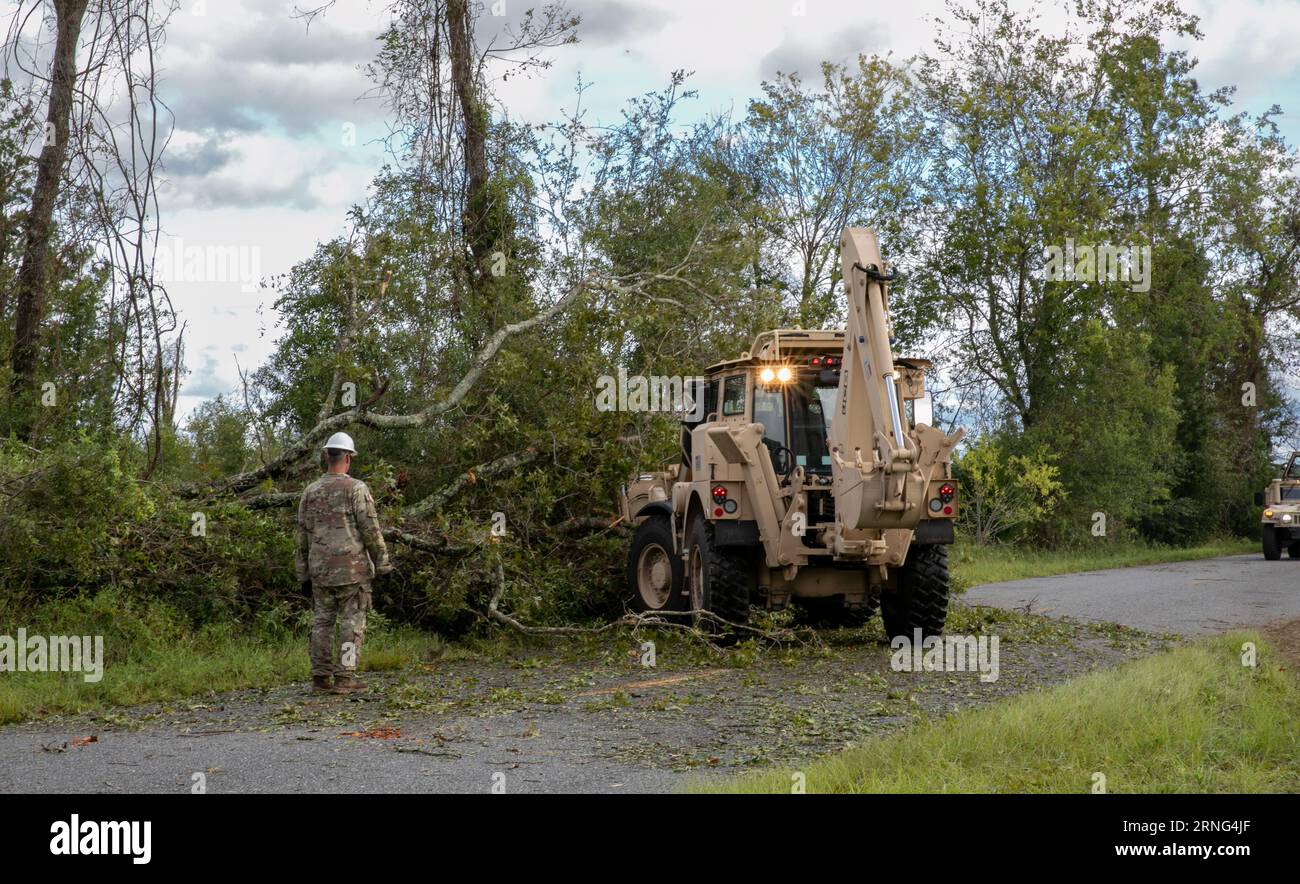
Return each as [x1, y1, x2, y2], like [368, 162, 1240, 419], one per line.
[1256, 451, 1300, 560]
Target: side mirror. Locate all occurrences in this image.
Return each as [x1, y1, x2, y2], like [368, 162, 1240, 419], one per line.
[912, 393, 935, 428]
[1254, 491, 1265, 507]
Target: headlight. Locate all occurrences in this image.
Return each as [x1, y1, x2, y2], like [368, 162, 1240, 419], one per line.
[1284, 514, 1294, 523]
[776, 366, 793, 383]
[759, 367, 776, 383]
[1264, 510, 1274, 518]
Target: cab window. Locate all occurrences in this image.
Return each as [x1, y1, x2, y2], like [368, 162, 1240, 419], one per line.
[703, 378, 718, 420]
[683, 377, 717, 427]
[722, 374, 747, 416]
[753, 386, 787, 448]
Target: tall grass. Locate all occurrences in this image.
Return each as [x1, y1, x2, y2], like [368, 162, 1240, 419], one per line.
[0, 588, 443, 724]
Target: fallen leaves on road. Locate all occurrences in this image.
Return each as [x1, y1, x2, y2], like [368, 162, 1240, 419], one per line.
[338, 727, 402, 740]
[576, 669, 733, 697]
[41, 734, 99, 753]
[395, 745, 461, 758]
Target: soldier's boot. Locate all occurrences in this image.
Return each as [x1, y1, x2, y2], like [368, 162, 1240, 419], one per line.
[311, 676, 333, 693]
[332, 674, 368, 694]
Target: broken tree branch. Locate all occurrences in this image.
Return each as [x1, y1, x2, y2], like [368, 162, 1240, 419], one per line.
[403, 446, 541, 519]
[383, 528, 477, 556]
[485, 563, 818, 649]
[241, 492, 302, 510]
[180, 273, 594, 499]
[551, 515, 628, 535]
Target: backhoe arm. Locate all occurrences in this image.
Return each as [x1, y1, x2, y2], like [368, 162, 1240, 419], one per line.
[829, 228, 960, 533]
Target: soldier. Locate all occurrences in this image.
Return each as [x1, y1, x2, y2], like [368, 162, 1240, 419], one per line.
[296, 432, 392, 694]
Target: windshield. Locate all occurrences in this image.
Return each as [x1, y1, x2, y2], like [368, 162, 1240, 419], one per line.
[750, 368, 842, 477]
[754, 385, 787, 449]
[788, 375, 838, 474]
[1287, 454, 1300, 479]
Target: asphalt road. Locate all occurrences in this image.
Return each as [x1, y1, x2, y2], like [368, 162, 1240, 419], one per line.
[0, 708, 689, 795]
[965, 553, 1300, 635]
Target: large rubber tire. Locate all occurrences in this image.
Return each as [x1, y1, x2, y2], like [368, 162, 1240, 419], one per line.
[795, 591, 879, 628]
[1288, 541, 1300, 560]
[881, 544, 950, 641]
[686, 518, 754, 630]
[1263, 526, 1281, 561]
[626, 517, 684, 613]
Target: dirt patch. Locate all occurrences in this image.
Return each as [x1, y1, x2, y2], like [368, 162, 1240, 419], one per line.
[1260, 617, 1300, 676]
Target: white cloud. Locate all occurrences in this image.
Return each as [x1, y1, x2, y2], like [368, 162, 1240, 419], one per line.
[1179, 0, 1300, 104]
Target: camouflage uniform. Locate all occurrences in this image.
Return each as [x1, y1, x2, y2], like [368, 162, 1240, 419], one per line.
[296, 473, 390, 679]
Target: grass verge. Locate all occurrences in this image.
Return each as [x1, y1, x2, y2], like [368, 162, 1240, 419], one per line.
[951, 536, 1255, 591]
[0, 589, 445, 725]
[0, 588, 718, 724]
[692, 632, 1299, 793]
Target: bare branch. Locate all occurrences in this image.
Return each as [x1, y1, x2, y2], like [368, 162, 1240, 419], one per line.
[403, 445, 540, 519]
[485, 563, 818, 648]
[180, 272, 595, 498]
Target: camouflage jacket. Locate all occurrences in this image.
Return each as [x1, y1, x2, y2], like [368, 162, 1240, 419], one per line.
[295, 473, 391, 586]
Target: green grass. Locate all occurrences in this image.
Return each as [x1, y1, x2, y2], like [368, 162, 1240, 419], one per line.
[951, 536, 1255, 591]
[693, 632, 1300, 793]
[0, 587, 720, 724]
[0, 589, 446, 725]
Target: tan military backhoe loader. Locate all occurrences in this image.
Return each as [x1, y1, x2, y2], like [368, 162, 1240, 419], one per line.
[618, 228, 965, 637]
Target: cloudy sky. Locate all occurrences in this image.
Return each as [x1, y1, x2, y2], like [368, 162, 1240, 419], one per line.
[151, 0, 1300, 419]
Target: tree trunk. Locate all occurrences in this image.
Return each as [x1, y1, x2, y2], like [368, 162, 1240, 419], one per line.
[446, 0, 490, 282]
[8, 0, 89, 411]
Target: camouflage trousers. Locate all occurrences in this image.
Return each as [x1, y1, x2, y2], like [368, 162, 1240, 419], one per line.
[309, 581, 372, 679]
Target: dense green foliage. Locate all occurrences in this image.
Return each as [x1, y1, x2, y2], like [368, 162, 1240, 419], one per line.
[0, 438, 300, 621]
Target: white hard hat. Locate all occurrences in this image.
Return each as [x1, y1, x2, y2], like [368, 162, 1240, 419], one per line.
[323, 432, 356, 454]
